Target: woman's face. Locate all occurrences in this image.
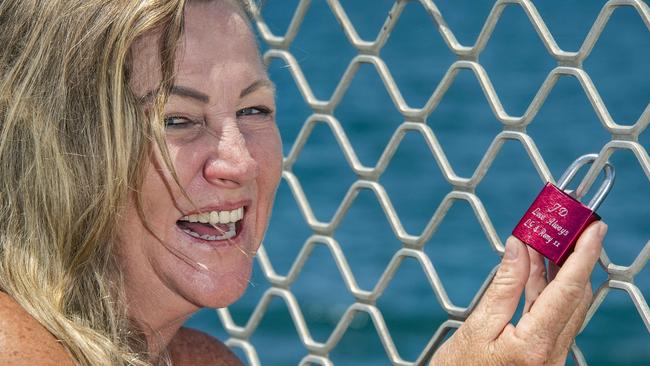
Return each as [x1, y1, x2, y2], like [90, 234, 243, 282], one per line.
[122, 0, 281, 309]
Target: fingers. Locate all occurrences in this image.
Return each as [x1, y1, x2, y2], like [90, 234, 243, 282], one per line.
[546, 282, 593, 366]
[434, 223, 603, 366]
[547, 262, 560, 282]
[463, 237, 530, 342]
[517, 221, 606, 342]
[555, 221, 606, 282]
[523, 247, 547, 313]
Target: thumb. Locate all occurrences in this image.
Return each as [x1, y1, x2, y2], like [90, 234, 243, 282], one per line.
[463, 237, 530, 342]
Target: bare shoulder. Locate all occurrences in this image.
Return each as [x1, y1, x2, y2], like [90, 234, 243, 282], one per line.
[0, 292, 74, 366]
[169, 327, 243, 366]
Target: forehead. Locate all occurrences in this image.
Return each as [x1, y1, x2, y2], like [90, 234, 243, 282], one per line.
[130, 0, 265, 97]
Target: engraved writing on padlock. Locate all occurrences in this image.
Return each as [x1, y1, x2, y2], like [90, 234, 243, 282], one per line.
[512, 154, 614, 266]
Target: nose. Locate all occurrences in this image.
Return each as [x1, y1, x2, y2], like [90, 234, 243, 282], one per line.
[203, 121, 258, 188]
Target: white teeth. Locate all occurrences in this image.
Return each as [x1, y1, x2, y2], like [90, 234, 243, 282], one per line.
[209, 211, 220, 226]
[179, 207, 244, 241]
[181, 222, 236, 241]
[219, 211, 229, 224]
[198, 213, 210, 223]
[180, 207, 245, 225]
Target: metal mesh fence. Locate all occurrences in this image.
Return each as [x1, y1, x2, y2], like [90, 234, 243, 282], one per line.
[215, 0, 650, 364]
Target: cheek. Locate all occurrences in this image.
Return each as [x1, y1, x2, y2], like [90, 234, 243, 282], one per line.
[118, 162, 174, 244]
[152, 144, 205, 206]
[124, 149, 196, 236]
[253, 128, 283, 190]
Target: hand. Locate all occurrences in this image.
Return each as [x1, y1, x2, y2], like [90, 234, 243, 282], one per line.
[430, 221, 607, 366]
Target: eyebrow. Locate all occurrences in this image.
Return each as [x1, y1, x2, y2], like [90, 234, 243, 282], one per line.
[170, 85, 210, 103]
[140, 79, 275, 104]
[139, 85, 209, 104]
[240, 79, 275, 98]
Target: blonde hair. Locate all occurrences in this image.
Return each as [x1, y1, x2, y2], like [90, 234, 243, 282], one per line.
[0, 0, 189, 364]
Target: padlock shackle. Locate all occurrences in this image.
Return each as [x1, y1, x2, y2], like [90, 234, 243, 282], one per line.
[556, 154, 615, 211]
[587, 163, 614, 211]
[557, 154, 599, 190]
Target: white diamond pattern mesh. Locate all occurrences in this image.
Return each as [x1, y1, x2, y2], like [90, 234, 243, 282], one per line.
[215, 1, 650, 365]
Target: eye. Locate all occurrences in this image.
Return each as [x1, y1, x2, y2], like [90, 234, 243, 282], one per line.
[164, 116, 201, 129]
[236, 106, 272, 118]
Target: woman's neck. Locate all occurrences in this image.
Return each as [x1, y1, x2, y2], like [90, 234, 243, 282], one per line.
[121, 262, 200, 360]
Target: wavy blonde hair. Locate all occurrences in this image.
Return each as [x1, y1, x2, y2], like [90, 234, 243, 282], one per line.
[0, 0, 200, 364]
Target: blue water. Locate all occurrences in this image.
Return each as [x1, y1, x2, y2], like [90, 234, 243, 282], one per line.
[186, 1, 650, 365]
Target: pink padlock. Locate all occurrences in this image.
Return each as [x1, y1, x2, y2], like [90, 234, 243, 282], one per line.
[512, 154, 614, 266]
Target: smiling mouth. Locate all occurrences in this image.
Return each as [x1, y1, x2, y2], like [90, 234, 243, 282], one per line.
[176, 207, 244, 241]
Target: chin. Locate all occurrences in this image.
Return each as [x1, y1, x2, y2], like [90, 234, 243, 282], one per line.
[158, 209, 264, 308]
[173, 252, 255, 309]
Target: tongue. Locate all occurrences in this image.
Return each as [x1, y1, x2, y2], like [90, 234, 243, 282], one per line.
[177, 221, 231, 236]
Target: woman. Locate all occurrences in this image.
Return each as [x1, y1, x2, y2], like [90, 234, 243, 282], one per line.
[0, 0, 606, 365]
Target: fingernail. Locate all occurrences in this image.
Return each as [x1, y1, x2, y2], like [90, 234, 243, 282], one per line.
[505, 239, 520, 260]
[598, 222, 608, 238]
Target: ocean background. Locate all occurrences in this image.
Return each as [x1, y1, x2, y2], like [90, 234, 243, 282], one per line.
[186, 1, 650, 365]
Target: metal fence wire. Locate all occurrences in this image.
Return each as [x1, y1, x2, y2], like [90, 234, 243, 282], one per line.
[215, 0, 650, 365]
